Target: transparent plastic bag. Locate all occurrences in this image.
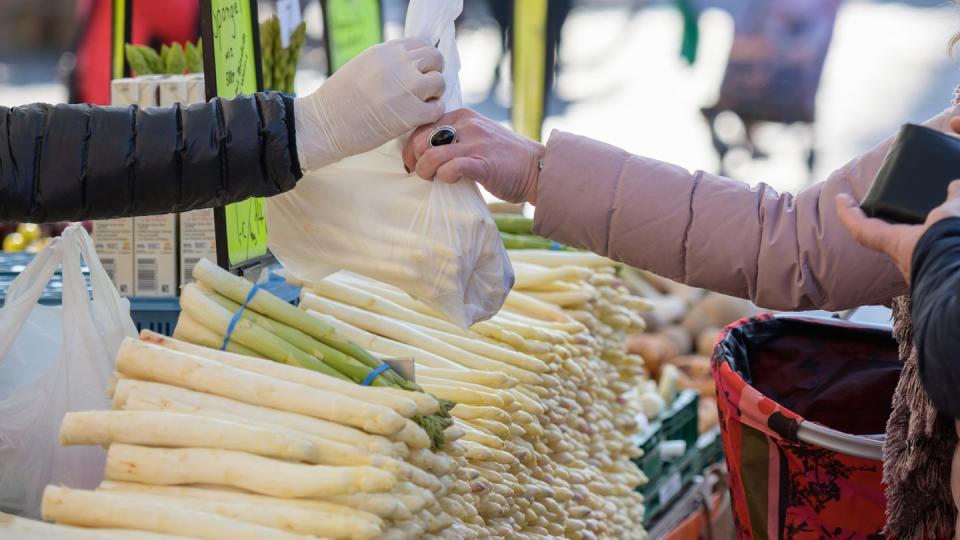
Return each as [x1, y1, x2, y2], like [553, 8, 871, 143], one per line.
[267, 0, 513, 327]
[0, 225, 137, 517]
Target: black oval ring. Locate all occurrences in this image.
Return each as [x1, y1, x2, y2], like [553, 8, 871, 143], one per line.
[428, 126, 457, 147]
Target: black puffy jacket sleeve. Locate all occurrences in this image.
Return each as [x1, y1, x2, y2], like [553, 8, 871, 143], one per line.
[912, 217, 960, 418]
[0, 92, 301, 222]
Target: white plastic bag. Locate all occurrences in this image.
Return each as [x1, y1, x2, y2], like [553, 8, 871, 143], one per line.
[0, 225, 137, 518]
[267, 0, 513, 328]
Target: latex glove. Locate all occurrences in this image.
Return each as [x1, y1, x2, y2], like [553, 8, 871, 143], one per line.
[402, 108, 545, 204]
[295, 38, 445, 171]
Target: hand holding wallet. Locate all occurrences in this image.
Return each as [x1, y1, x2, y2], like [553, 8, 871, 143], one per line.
[860, 123, 960, 224]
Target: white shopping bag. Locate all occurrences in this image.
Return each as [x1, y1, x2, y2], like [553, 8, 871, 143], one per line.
[0, 225, 137, 518]
[267, 0, 514, 328]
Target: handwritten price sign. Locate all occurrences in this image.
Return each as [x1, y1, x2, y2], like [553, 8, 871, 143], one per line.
[201, 0, 268, 268]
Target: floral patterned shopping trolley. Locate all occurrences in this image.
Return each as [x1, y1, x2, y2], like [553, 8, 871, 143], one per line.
[711, 315, 902, 539]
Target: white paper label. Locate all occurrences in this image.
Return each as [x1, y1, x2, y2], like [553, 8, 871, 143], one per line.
[277, 0, 303, 47]
[658, 471, 682, 504]
[383, 357, 415, 383]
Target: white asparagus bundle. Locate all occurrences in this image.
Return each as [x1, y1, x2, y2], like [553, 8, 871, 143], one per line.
[309, 311, 465, 371]
[305, 282, 545, 375]
[329, 273, 528, 348]
[115, 338, 406, 436]
[104, 444, 396, 497]
[112, 379, 404, 457]
[41, 487, 308, 540]
[60, 411, 320, 464]
[302, 295, 542, 384]
[116, 391, 437, 489]
[140, 330, 435, 416]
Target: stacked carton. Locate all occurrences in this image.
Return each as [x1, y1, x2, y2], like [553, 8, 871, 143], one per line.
[94, 75, 217, 298]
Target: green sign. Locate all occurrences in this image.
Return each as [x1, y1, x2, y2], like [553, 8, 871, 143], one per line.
[323, 0, 383, 73]
[201, 0, 268, 269]
[111, 0, 130, 80]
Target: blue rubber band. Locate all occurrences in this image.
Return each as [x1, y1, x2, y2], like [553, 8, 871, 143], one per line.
[361, 364, 392, 386]
[551, 241, 563, 251]
[221, 283, 261, 351]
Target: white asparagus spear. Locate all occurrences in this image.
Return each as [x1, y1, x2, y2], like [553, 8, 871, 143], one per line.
[106, 491, 381, 540]
[115, 338, 406, 436]
[104, 444, 396, 497]
[416, 368, 517, 389]
[97, 482, 380, 523]
[60, 411, 319, 464]
[502, 291, 571, 323]
[139, 330, 434, 417]
[317, 493, 412, 520]
[506, 249, 616, 268]
[391, 419, 432, 449]
[41, 487, 309, 540]
[0, 512, 189, 539]
[112, 379, 404, 457]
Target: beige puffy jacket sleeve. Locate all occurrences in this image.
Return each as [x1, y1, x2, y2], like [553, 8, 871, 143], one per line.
[532, 105, 960, 311]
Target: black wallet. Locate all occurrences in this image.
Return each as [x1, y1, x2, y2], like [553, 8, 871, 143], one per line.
[860, 123, 960, 224]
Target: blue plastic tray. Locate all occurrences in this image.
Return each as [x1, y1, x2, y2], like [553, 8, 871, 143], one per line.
[0, 253, 301, 336]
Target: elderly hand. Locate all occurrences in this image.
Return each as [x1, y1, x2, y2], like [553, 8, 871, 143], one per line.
[295, 38, 445, 171]
[401, 108, 545, 204]
[837, 179, 960, 282]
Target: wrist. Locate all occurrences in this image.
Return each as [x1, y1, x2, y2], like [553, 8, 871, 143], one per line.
[525, 142, 546, 205]
[294, 94, 337, 171]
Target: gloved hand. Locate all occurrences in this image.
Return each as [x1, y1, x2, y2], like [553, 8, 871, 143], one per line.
[295, 38, 445, 171]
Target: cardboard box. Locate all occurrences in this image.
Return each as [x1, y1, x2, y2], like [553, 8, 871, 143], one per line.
[176, 74, 218, 285]
[92, 218, 135, 296]
[92, 78, 140, 296]
[158, 77, 189, 106]
[133, 76, 177, 296]
[186, 73, 206, 104]
[179, 209, 217, 285]
[134, 214, 178, 296]
[137, 75, 161, 107]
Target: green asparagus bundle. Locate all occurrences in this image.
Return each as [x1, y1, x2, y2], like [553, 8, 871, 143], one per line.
[260, 16, 306, 94]
[125, 39, 203, 76]
[176, 259, 454, 449]
[492, 213, 535, 235]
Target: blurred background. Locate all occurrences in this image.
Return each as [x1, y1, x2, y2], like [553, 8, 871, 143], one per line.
[1, 0, 958, 196]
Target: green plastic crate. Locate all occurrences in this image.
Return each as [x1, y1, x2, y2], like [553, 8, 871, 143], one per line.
[696, 426, 724, 468]
[631, 420, 663, 485]
[642, 446, 700, 526]
[661, 390, 699, 452]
